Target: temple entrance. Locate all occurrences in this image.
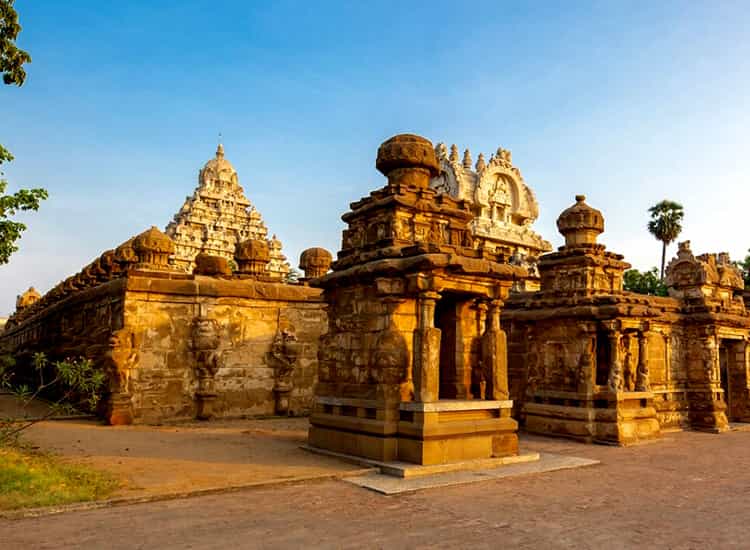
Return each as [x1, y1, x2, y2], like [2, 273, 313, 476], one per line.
[595, 329, 611, 386]
[719, 343, 730, 413]
[719, 339, 748, 421]
[435, 293, 463, 400]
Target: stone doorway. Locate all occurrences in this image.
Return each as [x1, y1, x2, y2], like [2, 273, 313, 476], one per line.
[719, 339, 748, 421]
[435, 293, 462, 400]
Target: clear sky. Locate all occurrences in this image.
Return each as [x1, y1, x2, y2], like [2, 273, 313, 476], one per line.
[2, 1, 749, 315]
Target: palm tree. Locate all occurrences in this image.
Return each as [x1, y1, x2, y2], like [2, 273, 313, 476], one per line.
[647, 200, 685, 280]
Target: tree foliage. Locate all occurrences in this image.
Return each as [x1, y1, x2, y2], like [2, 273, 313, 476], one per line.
[736, 250, 750, 287]
[623, 267, 668, 297]
[0, 0, 30, 86]
[647, 200, 684, 280]
[1, 0, 47, 265]
[0, 353, 106, 446]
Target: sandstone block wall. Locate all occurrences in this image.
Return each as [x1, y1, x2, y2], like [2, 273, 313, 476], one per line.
[1, 273, 327, 424]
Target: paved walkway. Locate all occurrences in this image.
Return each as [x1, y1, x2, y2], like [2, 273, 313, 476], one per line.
[2, 429, 750, 549]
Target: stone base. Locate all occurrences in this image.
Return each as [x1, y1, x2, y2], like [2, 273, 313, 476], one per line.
[688, 393, 730, 433]
[303, 444, 539, 478]
[195, 391, 218, 420]
[309, 398, 518, 466]
[524, 391, 661, 446]
[106, 393, 134, 426]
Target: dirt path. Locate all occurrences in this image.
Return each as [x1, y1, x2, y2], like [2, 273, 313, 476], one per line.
[3, 429, 750, 549]
[21, 418, 365, 498]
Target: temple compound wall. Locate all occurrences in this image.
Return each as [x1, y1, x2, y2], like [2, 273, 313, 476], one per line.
[504, 195, 750, 445]
[0, 229, 328, 425]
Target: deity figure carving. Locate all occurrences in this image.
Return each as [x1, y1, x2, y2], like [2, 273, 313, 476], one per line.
[105, 328, 138, 425]
[267, 327, 301, 415]
[622, 335, 636, 392]
[372, 327, 412, 402]
[191, 316, 222, 420]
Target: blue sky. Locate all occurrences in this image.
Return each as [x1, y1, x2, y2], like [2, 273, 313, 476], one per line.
[2, 1, 749, 315]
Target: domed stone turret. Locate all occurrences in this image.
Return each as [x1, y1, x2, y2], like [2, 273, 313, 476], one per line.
[299, 247, 332, 279]
[235, 238, 270, 277]
[16, 287, 41, 312]
[556, 195, 604, 248]
[132, 226, 175, 271]
[200, 143, 239, 187]
[376, 134, 440, 189]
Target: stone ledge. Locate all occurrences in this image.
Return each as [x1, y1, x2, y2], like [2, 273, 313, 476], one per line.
[399, 399, 513, 412]
[302, 444, 540, 478]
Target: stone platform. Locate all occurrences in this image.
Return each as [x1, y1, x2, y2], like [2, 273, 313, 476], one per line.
[303, 444, 539, 479]
[343, 452, 597, 494]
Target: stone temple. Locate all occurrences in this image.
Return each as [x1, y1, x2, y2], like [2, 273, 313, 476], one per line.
[3, 132, 750, 469]
[166, 144, 290, 280]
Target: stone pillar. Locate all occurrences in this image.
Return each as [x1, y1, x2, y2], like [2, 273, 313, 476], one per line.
[636, 329, 651, 391]
[607, 329, 623, 392]
[413, 291, 441, 403]
[704, 334, 720, 386]
[664, 333, 671, 384]
[481, 299, 509, 400]
[577, 332, 595, 396]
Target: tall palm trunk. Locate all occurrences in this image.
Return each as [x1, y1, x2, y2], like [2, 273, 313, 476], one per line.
[660, 241, 667, 281]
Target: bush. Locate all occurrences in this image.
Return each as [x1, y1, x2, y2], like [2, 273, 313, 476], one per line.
[0, 353, 106, 446]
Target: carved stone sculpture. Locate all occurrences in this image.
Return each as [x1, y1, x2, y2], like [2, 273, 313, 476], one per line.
[430, 141, 551, 286]
[105, 328, 137, 425]
[191, 316, 222, 420]
[267, 327, 301, 415]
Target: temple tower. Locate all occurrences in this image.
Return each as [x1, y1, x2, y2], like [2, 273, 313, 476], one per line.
[430, 143, 551, 288]
[165, 144, 290, 279]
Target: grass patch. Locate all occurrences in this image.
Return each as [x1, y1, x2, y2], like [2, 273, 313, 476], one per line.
[0, 446, 119, 510]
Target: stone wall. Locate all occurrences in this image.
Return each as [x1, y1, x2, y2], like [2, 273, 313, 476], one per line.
[1, 272, 326, 424]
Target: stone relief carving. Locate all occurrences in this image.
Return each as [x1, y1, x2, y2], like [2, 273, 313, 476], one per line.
[430, 141, 551, 281]
[105, 327, 138, 425]
[267, 326, 301, 415]
[191, 315, 222, 420]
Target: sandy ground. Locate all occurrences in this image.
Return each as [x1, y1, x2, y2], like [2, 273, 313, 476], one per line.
[2, 428, 750, 549]
[0, 393, 81, 419]
[21, 418, 367, 498]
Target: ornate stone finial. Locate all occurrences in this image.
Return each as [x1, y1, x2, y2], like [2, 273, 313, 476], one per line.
[132, 226, 175, 271]
[435, 142, 448, 160]
[16, 287, 41, 312]
[475, 153, 486, 173]
[462, 149, 472, 170]
[556, 194, 604, 248]
[193, 253, 232, 277]
[375, 134, 440, 189]
[235, 238, 271, 277]
[216, 142, 224, 159]
[299, 247, 333, 279]
[449, 144, 459, 163]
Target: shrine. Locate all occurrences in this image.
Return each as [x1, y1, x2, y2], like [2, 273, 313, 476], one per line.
[307, 134, 527, 465]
